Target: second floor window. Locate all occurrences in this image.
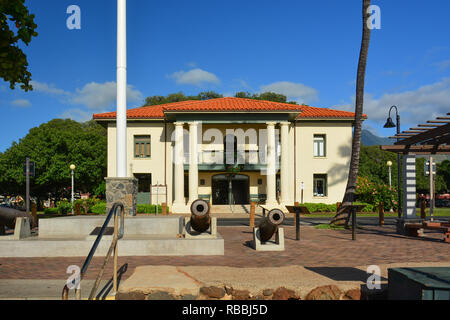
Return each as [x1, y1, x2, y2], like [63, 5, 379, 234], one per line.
[313, 135, 326, 157]
[135, 135, 151, 158]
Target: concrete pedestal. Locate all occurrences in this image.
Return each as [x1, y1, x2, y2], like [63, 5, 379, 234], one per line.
[183, 217, 217, 239]
[252, 227, 285, 251]
[105, 177, 138, 216]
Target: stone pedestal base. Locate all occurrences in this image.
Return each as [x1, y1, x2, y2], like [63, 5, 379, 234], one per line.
[252, 227, 285, 251]
[396, 218, 423, 235]
[106, 177, 138, 216]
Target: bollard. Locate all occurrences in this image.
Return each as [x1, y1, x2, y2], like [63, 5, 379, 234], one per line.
[31, 203, 37, 228]
[420, 199, 426, 219]
[294, 202, 299, 226]
[378, 202, 384, 226]
[250, 202, 255, 227]
[352, 206, 356, 241]
[75, 203, 81, 215]
[162, 202, 167, 215]
[295, 208, 300, 241]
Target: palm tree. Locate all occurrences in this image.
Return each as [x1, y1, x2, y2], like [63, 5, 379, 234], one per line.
[331, 0, 372, 226]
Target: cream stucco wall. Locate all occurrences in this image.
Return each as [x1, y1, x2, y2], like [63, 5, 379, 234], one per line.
[106, 120, 353, 206]
[294, 121, 353, 204]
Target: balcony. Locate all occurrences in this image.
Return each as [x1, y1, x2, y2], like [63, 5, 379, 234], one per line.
[183, 151, 280, 172]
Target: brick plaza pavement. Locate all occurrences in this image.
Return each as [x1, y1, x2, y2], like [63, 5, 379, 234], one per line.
[0, 225, 448, 280]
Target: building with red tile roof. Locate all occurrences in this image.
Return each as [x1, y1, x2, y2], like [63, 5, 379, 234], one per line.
[93, 97, 364, 213]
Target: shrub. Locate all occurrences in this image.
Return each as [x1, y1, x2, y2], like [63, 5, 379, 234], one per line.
[56, 200, 72, 214]
[303, 203, 337, 213]
[90, 202, 107, 215]
[355, 176, 398, 211]
[137, 204, 163, 214]
[75, 197, 101, 214]
[44, 207, 59, 215]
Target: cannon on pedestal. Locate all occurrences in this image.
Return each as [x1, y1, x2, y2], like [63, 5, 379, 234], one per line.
[0, 206, 34, 237]
[0, 207, 34, 229]
[252, 208, 285, 251]
[190, 199, 211, 233]
[184, 199, 217, 238]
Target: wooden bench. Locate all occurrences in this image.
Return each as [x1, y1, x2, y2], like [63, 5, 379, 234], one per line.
[405, 221, 450, 243]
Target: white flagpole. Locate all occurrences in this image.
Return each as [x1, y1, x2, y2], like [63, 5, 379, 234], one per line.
[116, 0, 127, 177]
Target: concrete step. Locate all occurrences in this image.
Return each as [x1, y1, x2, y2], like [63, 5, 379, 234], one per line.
[39, 216, 182, 238]
[211, 205, 262, 214]
[0, 234, 224, 257]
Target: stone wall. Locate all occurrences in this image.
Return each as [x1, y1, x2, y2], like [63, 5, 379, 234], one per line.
[105, 177, 138, 216]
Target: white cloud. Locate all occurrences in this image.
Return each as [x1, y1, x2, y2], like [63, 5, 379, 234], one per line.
[70, 81, 143, 110]
[30, 80, 144, 110]
[11, 99, 31, 108]
[60, 108, 93, 122]
[30, 81, 70, 96]
[434, 59, 450, 71]
[259, 81, 319, 104]
[338, 78, 450, 125]
[168, 68, 220, 86]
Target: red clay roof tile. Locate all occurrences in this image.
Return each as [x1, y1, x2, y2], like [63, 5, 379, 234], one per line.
[92, 97, 364, 120]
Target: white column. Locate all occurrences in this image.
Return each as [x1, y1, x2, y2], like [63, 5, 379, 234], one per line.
[188, 122, 199, 204]
[173, 122, 185, 210]
[266, 122, 278, 207]
[280, 122, 290, 205]
[402, 155, 416, 219]
[116, 0, 127, 177]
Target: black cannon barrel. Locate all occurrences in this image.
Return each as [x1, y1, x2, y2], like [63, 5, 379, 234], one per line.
[258, 208, 284, 243]
[189, 199, 211, 233]
[0, 207, 34, 229]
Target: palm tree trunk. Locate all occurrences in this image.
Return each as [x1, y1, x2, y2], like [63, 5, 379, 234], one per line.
[330, 0, 372, 225]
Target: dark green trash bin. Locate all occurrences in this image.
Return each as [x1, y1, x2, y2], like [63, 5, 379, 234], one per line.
[388, 267, 450, 300]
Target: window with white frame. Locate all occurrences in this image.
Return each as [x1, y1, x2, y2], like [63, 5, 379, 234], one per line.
[313, 134, 326, 157]
[313, 174, 327, 197]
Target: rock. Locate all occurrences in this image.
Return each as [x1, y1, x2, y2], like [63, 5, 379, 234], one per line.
[200, 286, 225, 299]
[233, 289, 250, 300]
[225, 286, 234, 295]
[272, 287, 298, 300]
[115, 291, 146, 300]
[305, 285, 342, 300]
[180, 294, 197, 300]
[344, 288, 361, 300]
[220, 294, 233, 300]
[262, 289, 273, 296]
[148, 291, 175, 300]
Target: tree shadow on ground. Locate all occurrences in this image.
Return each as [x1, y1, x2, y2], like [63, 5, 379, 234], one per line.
[305, 266, 387, 282]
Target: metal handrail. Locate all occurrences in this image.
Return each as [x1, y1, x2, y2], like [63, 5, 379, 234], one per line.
[62, 202, 125, 300]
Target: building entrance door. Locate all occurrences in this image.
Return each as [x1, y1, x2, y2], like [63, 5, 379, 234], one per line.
[212, 174, 249, 205]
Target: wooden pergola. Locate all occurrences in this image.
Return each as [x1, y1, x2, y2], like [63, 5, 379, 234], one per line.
[381, 113, 450, 154]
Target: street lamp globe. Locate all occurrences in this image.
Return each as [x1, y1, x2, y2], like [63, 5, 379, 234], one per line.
[387, 161, 392, 167]
[70, 164, 76, 170]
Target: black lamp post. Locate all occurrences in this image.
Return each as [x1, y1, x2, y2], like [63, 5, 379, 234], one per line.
[383, 105, 402, 218]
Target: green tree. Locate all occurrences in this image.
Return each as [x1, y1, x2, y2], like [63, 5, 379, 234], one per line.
[437, 160, 450, 192]
[144, 91, 299, 106]
[0, 119, 107, 207]
[0, 0, 38, 91]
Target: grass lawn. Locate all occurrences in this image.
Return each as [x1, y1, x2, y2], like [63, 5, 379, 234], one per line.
[303, 207, 450, 218]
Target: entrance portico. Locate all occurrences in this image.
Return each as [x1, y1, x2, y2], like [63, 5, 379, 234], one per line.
[171, 120, 292, 213]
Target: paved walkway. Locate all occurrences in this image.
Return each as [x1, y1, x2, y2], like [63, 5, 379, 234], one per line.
[1, 225, 448, 281]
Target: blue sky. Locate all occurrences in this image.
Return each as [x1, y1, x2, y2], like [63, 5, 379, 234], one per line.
[1, 0, 450, 151]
